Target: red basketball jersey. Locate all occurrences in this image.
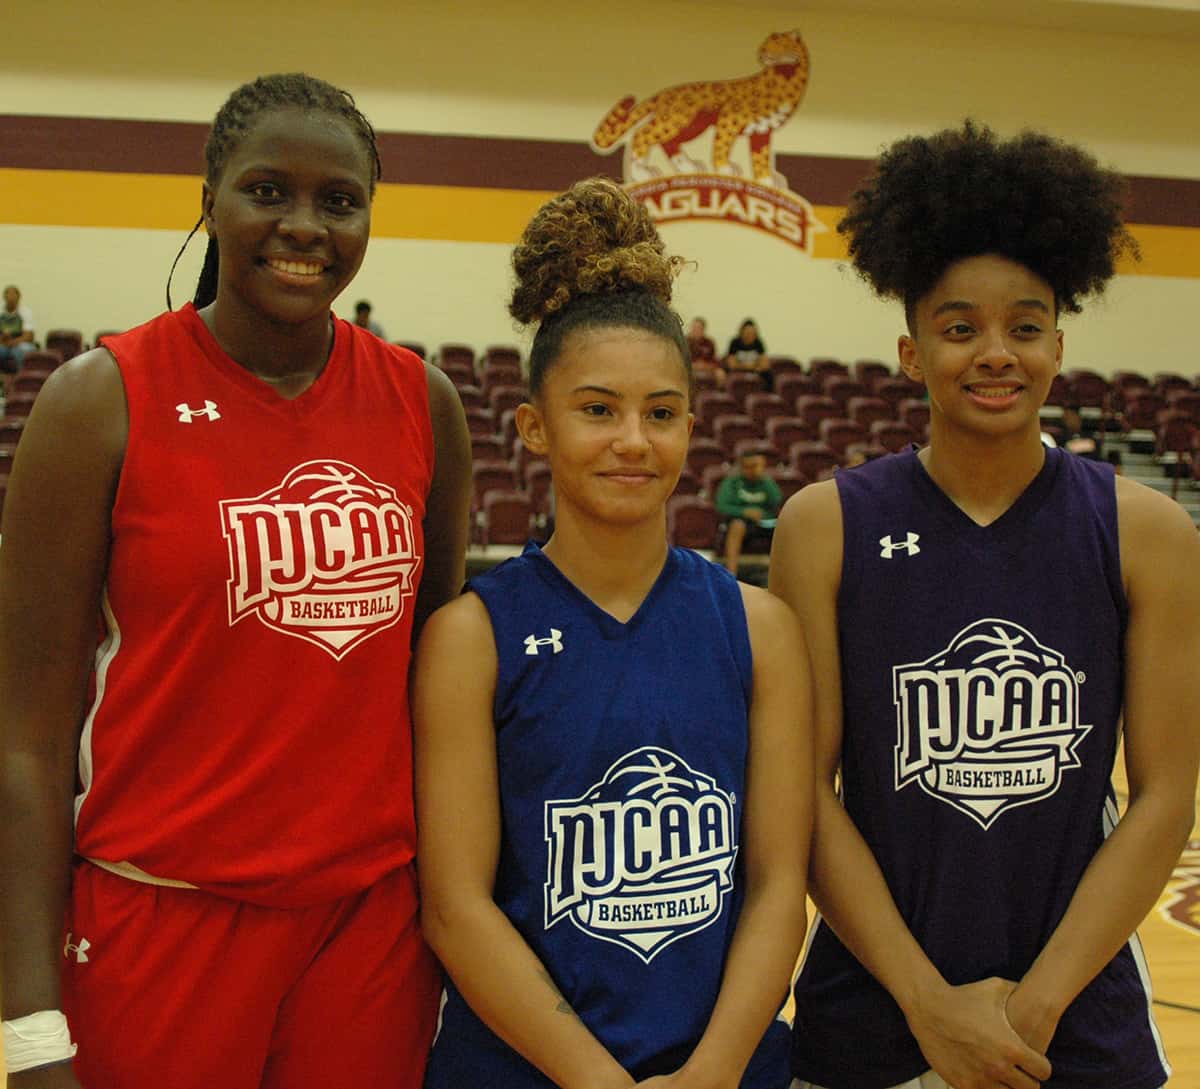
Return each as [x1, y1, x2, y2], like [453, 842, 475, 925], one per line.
[76, 305, 434, 907]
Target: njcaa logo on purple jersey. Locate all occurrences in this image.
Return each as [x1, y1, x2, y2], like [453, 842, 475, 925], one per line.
[893, 619, 1091, 828]
[544, 747, 737, 963]
[221, 460, 421, 659]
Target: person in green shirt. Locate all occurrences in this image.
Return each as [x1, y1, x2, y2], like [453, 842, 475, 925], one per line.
[715, 451, 782, 575]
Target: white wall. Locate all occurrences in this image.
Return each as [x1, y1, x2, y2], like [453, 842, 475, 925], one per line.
[3, 0, 1198, 374]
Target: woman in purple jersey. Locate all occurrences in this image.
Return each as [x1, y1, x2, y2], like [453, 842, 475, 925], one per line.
[771, 122, 1199, 1089]
[413, 178, 813, 1089]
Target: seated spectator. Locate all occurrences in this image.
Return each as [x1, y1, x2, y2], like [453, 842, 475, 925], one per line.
[0, 285, 36, 372]
[686, 316, 725, 386]
[715, 451, 782, 575]
[724, 318, 770, 387]
[352, 299, 387, 339]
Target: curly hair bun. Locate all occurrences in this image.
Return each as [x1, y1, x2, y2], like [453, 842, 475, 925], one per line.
[510, 177, 683, 326]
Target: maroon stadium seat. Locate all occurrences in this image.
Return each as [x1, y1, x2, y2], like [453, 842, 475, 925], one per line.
[667, 496, 718, 550]
[847, 396, 894, 430]
[745, 392, 788, 428]
[480, 491, 533, 546]
[686, 436, 727, 477]
[871, 419, 918, 454]
[789, 441, 839, 479]
[794, 395, 841, 431]
[44, 329, 83, 361]
[765, 417, 813, 461]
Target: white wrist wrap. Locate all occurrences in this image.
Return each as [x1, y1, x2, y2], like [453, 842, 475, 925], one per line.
[2, 1009, 78, 1074]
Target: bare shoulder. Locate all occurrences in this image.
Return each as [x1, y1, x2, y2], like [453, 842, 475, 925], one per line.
[776, 478, 842, 551]
[1114, 473, 1196, 533]
[418, 589, 494, 650]
[36, 346, 125, 423]
[1114, 475, 1200, 585]
[6, 346, 127, 506]
[423, 359, 459, 407]
[421, 359, 470, 463]
[738, 580, 806, 660]
[771, 477, 843, 593]
[738, 580, 800, 632]
[778, 476, 840, 528]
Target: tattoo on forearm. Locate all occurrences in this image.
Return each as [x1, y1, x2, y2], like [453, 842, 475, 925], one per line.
[537, 969, 578, 1017]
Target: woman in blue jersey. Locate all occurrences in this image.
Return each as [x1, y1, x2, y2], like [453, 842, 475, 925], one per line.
[771, 122, 1199, 1089]
[413, 177, 813, 1089]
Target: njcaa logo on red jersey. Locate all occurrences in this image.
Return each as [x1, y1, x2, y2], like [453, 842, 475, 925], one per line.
[544, 747, 737, 963]
[893, 619, 1091, 828]
[220, 460, 421, 659]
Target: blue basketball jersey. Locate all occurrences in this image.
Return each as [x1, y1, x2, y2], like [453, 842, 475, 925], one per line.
[425, 543, 791, 1089]
[791, 447, 1170, 1089]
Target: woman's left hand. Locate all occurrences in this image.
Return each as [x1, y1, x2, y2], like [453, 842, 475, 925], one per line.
[1004, 983, 1061, 1056]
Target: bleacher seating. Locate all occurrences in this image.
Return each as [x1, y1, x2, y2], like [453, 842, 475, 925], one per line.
[15, 324, 1197, 549]
[823, 376, 867, 411]
[436, 343, 476, 370]
[667, 495, 718, 550]
[44, 330, 84, 361]
[726, 371, 764, 405]
[480, 490, 533, 546]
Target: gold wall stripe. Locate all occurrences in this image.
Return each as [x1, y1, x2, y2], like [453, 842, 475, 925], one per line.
[2, 169, 1196, 278]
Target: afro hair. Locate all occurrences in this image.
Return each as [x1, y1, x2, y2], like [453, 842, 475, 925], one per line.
[839, 120, 1137, 323]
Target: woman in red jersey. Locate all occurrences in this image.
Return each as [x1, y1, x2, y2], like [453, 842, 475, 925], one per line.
[0, 74, 470, 1089]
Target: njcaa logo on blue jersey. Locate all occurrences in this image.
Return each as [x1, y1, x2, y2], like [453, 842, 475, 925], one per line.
[544, 747, 737, 963]
[893, 619, 1091, 828]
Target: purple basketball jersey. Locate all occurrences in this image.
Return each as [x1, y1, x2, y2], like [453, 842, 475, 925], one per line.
[791, 446, 1170, 1089]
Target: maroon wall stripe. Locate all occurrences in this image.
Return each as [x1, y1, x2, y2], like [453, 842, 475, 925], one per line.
[3, 115, 1198, 229]
[2, 116, 210, 176]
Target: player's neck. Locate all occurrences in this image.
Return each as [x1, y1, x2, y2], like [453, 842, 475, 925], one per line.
[541, 512, 669, 624]
[199, 301, 334, 396]
[919, 424, 1047, 527]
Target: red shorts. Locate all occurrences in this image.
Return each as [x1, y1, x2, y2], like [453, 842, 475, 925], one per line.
[62, 860, 440, 1089]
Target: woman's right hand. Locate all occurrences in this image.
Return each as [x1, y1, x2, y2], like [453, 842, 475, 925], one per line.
[906, 976, 1051, 1089]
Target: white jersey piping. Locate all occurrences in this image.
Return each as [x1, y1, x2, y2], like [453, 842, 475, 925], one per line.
[74, 588, 121, 827]
[1102, 793, 1172, 1079]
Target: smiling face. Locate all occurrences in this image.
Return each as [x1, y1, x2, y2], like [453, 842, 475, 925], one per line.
[518, 326, 692, 531]
[201, 108, 373, 330]
[899, 253, 1063, 445]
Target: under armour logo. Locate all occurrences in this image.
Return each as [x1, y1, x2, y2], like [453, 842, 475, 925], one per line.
[64, 934, 91, 963]
[525, 629, 564, 655]
[176, 400, 221, 422]
[880, 532, 921, 558]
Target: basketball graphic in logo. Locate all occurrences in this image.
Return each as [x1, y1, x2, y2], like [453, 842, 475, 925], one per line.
[544, 747, 738, 962]
[893, 619, 1092, 828]
[221, 460, 421, 658]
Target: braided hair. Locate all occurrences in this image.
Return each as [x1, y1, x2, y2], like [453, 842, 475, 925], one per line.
[169, 73, 382, 309]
